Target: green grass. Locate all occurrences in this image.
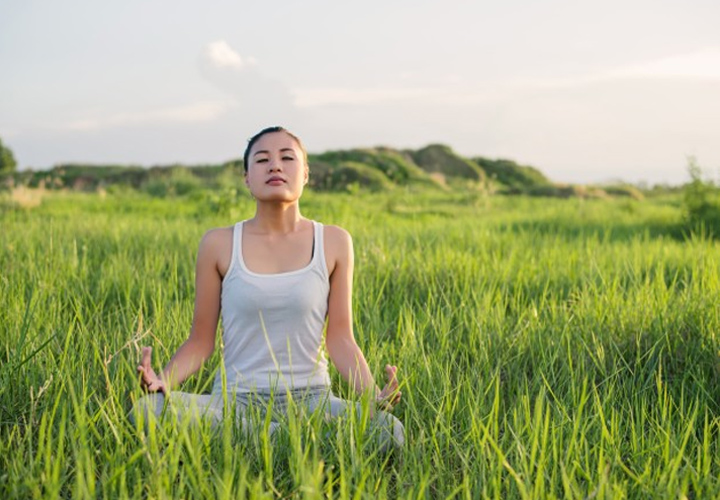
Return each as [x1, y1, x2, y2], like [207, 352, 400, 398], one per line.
[2, 189, 720, 498]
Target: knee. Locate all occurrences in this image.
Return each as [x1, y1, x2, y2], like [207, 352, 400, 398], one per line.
[389, 414, 405, 449]
[375, 412, 405, 451]
[129, 393, 165, 426]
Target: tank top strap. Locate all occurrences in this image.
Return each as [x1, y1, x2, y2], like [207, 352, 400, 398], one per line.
[225, 221, 244, 278]
[313, 220, 330, 279]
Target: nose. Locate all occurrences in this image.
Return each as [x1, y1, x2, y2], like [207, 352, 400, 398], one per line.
[267, 156, 282, 172]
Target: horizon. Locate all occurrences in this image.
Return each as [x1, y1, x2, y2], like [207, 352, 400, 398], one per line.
[2, 0, 719, 186]
[16, 142, 695, 189]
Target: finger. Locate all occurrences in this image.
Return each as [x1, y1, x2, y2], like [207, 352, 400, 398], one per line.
[137, 367, 150, 388]
[378, 398, 393, 411]
[141, 346, 152, 369]
[152, 381, 167, 394]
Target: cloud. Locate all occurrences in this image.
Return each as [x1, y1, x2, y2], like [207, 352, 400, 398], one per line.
[294, 87, 443, 107]
[201, 40, 254, 70]
[288, 47, 720, 111]
[608, 47, 720, 81]
[197, 41, 297, 125]
[59, 101, 233, 131]
[509, 47, 720, 91]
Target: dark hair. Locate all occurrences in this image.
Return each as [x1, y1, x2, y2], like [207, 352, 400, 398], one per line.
[243, 126, 308, 172]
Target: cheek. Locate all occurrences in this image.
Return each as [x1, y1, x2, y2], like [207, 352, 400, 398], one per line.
[245, 171, 260, 186]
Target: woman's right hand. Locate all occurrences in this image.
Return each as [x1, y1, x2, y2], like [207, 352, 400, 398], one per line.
[376, 364, 402, 411]
[137, 346, 167, 394]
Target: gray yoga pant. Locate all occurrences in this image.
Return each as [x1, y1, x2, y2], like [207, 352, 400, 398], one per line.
[130, 387, 404, 451]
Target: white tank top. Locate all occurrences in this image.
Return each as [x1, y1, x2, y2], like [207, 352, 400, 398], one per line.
[213, 220, 332, 394]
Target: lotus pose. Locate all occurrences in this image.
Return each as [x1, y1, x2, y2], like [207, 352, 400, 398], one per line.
[131, 126, 404, 450]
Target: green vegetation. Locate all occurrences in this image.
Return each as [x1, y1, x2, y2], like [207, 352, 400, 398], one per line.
[474, 157, 550, 192]
[599, 184, 645, 200]
[682, 157, 720, 236]
[313, 148, 434, 188]
[309, 160, 396, 192]
[409, 144, 486, 183]
[7, 144, 636, 198]
[0, 137, 17, 177]
[2, 188, 719, 498]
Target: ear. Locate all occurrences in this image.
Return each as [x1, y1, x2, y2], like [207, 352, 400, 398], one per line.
[303, 167, 309, 185]
[244, 171, 249, 187]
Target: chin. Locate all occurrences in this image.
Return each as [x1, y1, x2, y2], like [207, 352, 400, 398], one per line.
[257, 193, 300, 203]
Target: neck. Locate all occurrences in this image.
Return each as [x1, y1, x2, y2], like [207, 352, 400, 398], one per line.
[250, 201, 303, 233]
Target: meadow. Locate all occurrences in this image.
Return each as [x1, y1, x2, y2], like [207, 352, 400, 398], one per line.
[1, 189, 719, 499]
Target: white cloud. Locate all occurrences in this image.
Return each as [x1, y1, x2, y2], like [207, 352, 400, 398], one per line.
[197, 45, 295, 120]
[202, 40, 254, 70]
[509, 47, 720, 91]
[608, 47, 720, 81]
[294, 87, 443, 107]
[61, 101, 233, 131]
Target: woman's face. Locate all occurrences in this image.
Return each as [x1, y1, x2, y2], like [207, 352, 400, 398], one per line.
[245, 131, 308, 202]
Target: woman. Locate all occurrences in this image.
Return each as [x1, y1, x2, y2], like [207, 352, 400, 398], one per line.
[132, 126, 404, 450]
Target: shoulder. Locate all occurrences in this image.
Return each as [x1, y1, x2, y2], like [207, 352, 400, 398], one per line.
[323, 224, 353, 252]
[197, 226, 234, 274]
[199, 226, 234, 251]
[322, 224, 353, 277]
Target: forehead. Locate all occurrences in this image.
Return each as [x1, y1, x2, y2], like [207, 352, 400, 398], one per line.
[251, 132, 301, 155]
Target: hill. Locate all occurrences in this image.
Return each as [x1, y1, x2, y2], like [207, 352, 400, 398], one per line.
[408, 144, 486, 183]
[472, 157, 550, 192]
[5, 143, 643, 200]
[310, 147, 440, 190]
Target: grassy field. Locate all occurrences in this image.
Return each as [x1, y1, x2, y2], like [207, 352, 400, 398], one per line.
[1, 189, 719, 498]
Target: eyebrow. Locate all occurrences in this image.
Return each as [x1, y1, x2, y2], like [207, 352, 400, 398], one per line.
[253, 148, 297, 156]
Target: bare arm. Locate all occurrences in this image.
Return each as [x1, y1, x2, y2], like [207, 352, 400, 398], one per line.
[138, 229, 225, 392]
[324, 227, 400, 407]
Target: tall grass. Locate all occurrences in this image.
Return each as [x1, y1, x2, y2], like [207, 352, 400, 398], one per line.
[1, 190, 719, 498]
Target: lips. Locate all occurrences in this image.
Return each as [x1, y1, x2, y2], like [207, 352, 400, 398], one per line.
[266, 176, 286, 184]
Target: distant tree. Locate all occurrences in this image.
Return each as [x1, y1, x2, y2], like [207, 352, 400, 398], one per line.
[682, 156, 720, 236]
[0, 137, 18, 175]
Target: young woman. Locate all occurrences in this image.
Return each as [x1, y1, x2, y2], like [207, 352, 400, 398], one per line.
[131, 126, 404, 449]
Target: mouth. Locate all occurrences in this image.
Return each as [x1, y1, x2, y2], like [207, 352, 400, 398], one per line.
[266, 177, 286, 185]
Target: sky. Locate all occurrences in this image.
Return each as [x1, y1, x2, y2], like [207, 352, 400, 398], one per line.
[1, 0, 719, 185]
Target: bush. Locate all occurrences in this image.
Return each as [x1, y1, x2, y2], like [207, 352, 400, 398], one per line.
[0, 137, 17, 176]
[331, 162, 394, 192]
[526, 184, 593, 199]
[200, 187, 249, 218]
[602, 185, 644, 200]
[682, 157, 720, 237]
[313, 148, 435, 186]
[142, 167, 202, 197]
[409, 144, 485, 182]
[473, 157, 549, 190]
[142, 178, 170, 198]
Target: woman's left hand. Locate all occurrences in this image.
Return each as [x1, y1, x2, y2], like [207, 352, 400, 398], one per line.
[376, 364, 402, 411]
